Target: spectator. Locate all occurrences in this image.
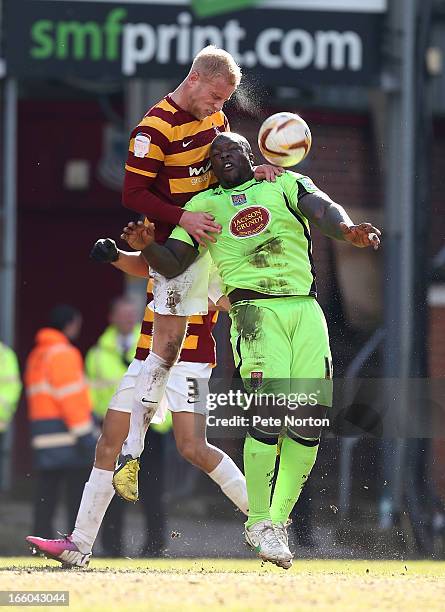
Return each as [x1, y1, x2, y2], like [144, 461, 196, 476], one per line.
[0, 341, 22, 488]
[86, 297, 140, 421]
[25, 304, 96, 538]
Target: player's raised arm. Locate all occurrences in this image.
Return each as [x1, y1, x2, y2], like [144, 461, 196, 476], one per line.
[121, 220, 199, 278]
[298, 192, 381, 250]
[89, 238, 149, 278]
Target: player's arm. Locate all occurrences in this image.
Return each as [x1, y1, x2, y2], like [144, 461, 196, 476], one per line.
[121, 221, 199, 279]
[299, 192, 381, 249]
[283, 172, 381, 249]
[90, 238, 149, 278]
[111, 250, 148, 277]
[123, 121, 181, 224]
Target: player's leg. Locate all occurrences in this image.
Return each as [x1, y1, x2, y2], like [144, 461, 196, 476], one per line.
[70, 409, 130, 552]
[229, 299, 292, 567]
[114, 255, 212, 495]
[160, 359, 248, 514]
[65, 467, 92, 536]
[118, 254, 211, 462]
[270, 297, 332, 546]
[172, 411, 248, 515]
[120, 312, 186, 460]
[26, 363, 137, 566]
[172, 412, 221, 471]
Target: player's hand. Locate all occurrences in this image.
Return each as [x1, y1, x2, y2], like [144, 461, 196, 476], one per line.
[121, 221, 155, 250]
[340, 222, 381, 250]
[254, 164, 284, 182]
[179, 211, 221, 247]
[90, 238, 119, 263]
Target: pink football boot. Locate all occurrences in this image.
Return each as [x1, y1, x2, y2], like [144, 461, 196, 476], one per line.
[26, 535, 91, 568]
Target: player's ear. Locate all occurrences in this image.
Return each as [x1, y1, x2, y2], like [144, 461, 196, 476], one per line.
[189, 70, 200, 85]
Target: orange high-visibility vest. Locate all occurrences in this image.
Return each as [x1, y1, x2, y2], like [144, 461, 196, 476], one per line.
[25, 328, 95, 469]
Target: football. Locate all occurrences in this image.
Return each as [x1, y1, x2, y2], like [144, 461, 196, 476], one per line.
[258, 112, 312, 167]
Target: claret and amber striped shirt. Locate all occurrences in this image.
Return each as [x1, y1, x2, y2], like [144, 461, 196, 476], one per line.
[124, 95, 229, 243]
[124, 96, 228, 365]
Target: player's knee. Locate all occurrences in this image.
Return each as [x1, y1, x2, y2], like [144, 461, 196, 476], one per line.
[248, 426, 279, 445]
[96, 432, 123, 463]
[153, 316, 187, 365]
[176, 438, 205, 467]
[153, 334, 184, 365]
[287, 404, 327, 440]
[163, 336, 184, 365]
[287, 430, 320, 447]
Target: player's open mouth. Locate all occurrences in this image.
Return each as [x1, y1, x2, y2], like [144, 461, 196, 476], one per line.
[224, 162, 234, 170]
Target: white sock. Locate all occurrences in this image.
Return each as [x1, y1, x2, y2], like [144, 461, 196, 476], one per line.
[71, 467, 115, 554]
[122, 352, 171, 458]
[208, 452, 249, 515]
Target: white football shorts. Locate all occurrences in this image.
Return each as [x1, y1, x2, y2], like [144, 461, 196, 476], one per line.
[108, 358, 212, 423]
[151, 251, 212, 316]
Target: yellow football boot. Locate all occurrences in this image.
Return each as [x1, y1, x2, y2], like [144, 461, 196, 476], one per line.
[112, 454, 140, 502]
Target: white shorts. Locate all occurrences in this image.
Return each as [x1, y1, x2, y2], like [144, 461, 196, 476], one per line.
[108, 359, 211, 423]
[152, 251, 212, 316]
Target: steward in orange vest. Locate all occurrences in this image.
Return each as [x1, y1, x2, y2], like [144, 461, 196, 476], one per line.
[26, 315, 96, 469]
[25, 305, 96, 537]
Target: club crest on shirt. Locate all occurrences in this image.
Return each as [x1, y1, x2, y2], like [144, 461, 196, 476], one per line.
[231, 193, 247, 206]
[134, 132, 151, 158]
[250, 371, 263, 390]
[298, 176, 317, 192]
[229, 206, 271, 238]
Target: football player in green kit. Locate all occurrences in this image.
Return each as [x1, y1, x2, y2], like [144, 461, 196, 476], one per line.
[120, 132, 381, 569]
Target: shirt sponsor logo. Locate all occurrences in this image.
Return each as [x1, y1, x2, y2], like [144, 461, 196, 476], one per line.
[134, 132, 151, 158]
[231, 193, 247, 206]
[229, 206, 271, 238]
[189, 161, 212, 176]
[191, 173, 210, 186]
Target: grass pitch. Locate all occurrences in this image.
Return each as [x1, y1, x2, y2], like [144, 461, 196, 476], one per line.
[0, 557, 444, 611]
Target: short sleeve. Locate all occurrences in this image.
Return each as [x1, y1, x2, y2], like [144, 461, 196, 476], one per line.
[124, 115, 172, 180]
[170, 225, 195, 247]
[281, 171, 321, 217]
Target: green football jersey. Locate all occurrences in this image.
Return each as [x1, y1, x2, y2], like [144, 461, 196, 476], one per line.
[170, 171, 320, 296]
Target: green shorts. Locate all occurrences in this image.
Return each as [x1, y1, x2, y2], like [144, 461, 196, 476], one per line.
[229, 296, 333, 407]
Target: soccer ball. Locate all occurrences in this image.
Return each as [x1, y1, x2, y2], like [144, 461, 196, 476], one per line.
[258, 112, 312, 167]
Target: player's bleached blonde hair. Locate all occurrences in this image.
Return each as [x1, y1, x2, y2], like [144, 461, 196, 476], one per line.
[191, 46, 242, 87]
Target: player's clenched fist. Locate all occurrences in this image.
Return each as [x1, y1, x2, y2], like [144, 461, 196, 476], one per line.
[121, 220, 155, 251]
[90, 238, 119, 263]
